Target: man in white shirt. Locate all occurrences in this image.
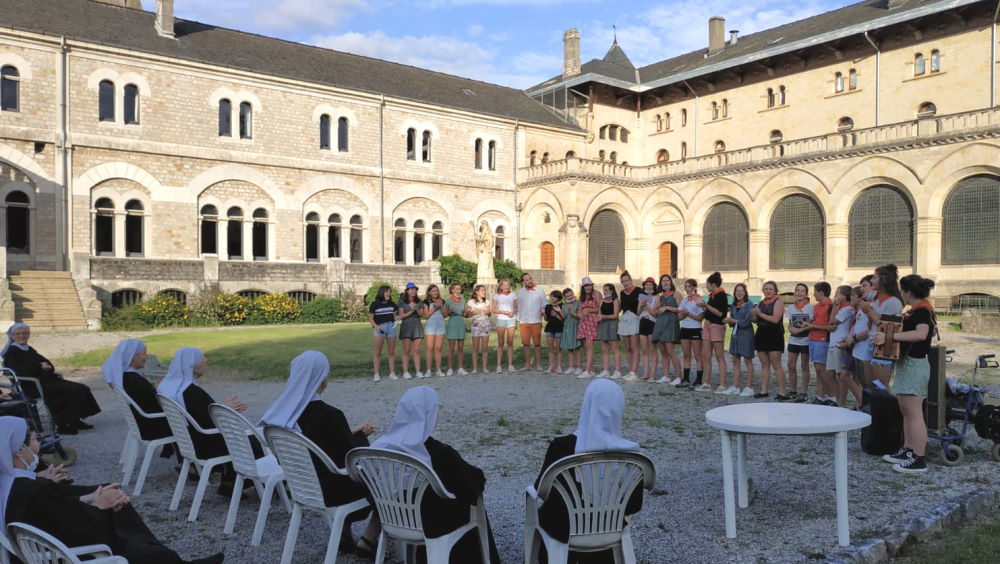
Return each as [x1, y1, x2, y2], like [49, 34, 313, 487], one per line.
[517, 272, 547, 371]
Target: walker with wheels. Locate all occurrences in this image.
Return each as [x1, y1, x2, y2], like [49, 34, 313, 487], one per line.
[926, 353, 998, 466]
[0, 366, 77, 466]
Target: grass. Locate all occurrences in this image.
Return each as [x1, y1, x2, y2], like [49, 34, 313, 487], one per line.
[893, 513, 1000, 563]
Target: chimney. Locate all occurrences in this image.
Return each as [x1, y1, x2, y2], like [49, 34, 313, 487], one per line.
[155, 0, 175, 38]
[708, 16, 725, 54]
[729, 30, 739, 45]
[563, 28, 581, 78]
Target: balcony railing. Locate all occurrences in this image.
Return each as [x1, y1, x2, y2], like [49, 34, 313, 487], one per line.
[518, 106, 1000, 185]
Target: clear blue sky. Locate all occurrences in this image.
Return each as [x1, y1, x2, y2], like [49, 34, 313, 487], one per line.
[148, 0, 855, 89]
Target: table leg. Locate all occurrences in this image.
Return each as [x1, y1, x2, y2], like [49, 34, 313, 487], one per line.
[719, 429, 736, 538]
[736, 433, 748, 508]
[834, 431, 850, 546]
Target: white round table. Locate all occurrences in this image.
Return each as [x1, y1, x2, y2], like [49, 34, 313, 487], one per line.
[705, 403, 871, 546]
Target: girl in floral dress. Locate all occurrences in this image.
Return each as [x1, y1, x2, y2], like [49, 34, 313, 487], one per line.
[465, 284, 492, 374]
[577, 277, 600, 378]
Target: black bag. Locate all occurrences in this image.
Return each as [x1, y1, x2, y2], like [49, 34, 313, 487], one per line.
[860, 389, 903, 455]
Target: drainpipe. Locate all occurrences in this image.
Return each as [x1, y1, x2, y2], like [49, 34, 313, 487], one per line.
[682, 80, 698, 156]
[58, 36, 69, 271]
[379, 94, 385, 263]
[513, 120, 521, 266]
[992, 0, 999, 107]
[864, 31, 881, 126]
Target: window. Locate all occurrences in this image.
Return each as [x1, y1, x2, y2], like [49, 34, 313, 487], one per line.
[767, 88, 775, 108]
[1, 66, 20, 112]
[769, 130, 783, 144]
[111, 289, 144, 309]
[494, 226, 505, 261]
[703, 202, 748, 271]
[124, 199, 143, 257]
[239, 102, 252, 139]
[474, 139, 483, 169]
[218, 99, 232, 137]
[94, 198, 115, 256]
[529, 150, 537, 166]
[337, 117, 349, 152]
[599, 126, 606, 140]
[711, 101, 719, 120]
[778, 86, 786, 105]
[319, 115, 331, 149]
[406, 128, 417, 160]
[609, 151, 617, 164]
[287, 290, 316, 304]
[838, 116, 855, 131]
[252, 208, 267, 260]
[598, 150, 606, 161]
[930, 50, 940, 73]
[835, 72, 844, 93]
[421, 130, 432, 162]
[227, 206, 243, 260]
[620, 128, 629, 143]
[123, 84, 139, 125]
[663, 113, 670, 130]
[721, 99, 729, 118]
[488, 140, 496, 171]
[588, 210, 625, 272]
[942, 175, 1000, 265]
[98, 80, 115, 122]
[656, 149, 669, 163]
[848, 185, 913, 266]
[681, 109, 687, 126]
[413, 220, 425, 264]
[432, 221, 443, 259]
[541, 152, 549, 163]
[770, 195, 824, 269]
[656, 115, 663, 131]
[4, 191, 29, 253]
[599, 124, 630, 142]
[349, 215, 363, 263]
[849, 69, 858, 90]
[540, 241, 555, 269]
[608, 126, 616, 141]
[328, 213, 342, 258]
[237, 289, 267, 300]
[200, 204, 218, 254]
[305, 212, 320, 261]
[714, 140, 726, 153]
[917, 101, 937, 117]
[159, 289, 187, 305]
[565, 150, 576, 159]
[914, 53, 926, 76]
[394, 218, 406, 264]
[680, 142, 687, 160]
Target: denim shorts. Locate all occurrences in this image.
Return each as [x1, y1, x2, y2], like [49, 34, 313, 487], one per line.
[808, 341, 829, 363]
[373, 322, 396, 338]
[546, 332, 562, 339]
[496, 318, 517, 329]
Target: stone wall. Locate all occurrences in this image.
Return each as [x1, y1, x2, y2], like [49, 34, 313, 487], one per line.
[218, 261, 327, 282]
[91, 257, 205, 281]
[960, 310, 1000, 337]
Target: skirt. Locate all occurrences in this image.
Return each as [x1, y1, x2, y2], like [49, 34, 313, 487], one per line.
[399, 317, 424, 340]
[446, 315, 466, 340]
[892, 355, 929, 397]
[651, 315, 679, 344]
[597, 319, 620, 341]
[754, 324, 784, 352]
[561, 318, 581, 350]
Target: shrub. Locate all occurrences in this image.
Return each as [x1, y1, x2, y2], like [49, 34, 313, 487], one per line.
[494, 258, 525, 288]
[210, 293, 253, 325]
[436, 254, 477, 290]
[301, 296, 344, 324]
[365, 280, 398, 305]
[100, 304, 146, 331]
[135, 294, 189, 327]
[338, 295, 369, 322]
[247, 293, 302, 325]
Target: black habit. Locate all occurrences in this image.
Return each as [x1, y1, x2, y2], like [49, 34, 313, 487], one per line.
[180, 384, 229, 461]
[2, 346, 101, 427]
[123, 371, 171, 441]
[296, 399, 370, 507]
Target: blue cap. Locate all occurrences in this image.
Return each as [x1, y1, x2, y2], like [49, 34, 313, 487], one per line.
[405, 282, 417, 289]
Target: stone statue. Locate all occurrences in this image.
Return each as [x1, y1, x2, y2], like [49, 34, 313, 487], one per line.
[473, 220, 495, 284]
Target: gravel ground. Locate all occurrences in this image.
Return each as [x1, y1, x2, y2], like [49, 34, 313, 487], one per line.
[24, 326, 1000, 564]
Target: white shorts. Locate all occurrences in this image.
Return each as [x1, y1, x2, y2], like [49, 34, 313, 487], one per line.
[617, 311, 640, 336]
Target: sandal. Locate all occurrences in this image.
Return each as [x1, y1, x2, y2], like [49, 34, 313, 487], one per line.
[355, 536, 377, 560]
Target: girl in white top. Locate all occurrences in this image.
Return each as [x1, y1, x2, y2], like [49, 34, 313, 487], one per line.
[826, 285, 861, 407]
[785, 283, 813, 397]
[491, 278, 519, 374]
[678, 279, 706, 387]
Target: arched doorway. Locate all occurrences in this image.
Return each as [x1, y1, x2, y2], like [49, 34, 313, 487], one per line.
[658, 242, 677, 277]
[540, 241, 555, 269]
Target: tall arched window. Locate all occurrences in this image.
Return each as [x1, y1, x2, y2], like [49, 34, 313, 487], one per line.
[394, 218, 406, 264]
[681, 109, 687, 126]
[239, 102, 253, 139]
[609, 151, 617, 164]
[226, 206, 243, 260]
[930, 50, 941, 73]
[488, 140, 496, 171]
[721, 99, 729, 118]
[703, 202, 748, 271]
[529, 150, 537, 166]
[4, 191, 29, 253]
[349, 215, 363, 263]
[337, 117, 349, 152]
[494, 226, 505, 261]
[834, 72, 844, 93]
[252, 208, 267, 260]
[319, 114, 331, 149]
[124, 199, 144, 257]
[848, 185, 913, 266]
[588, 210, 625, 272]
[770, 195, 824, 269]
[663, 112, 670, 130]
[474, 139, 483, 169]
[200, 204, 218, 255]
[305, 212, 320, 261]
[849, 69, 858, 90]
[680, 142, 687, 160]
[123, 84, 139, 125]
[655, 115, 663, 131]
[778, 85, 786, 105]
[766, 88, 775, 108]
[98, 80, 115, 122]
[942, 175, 1000, 265]
[1, 66, 20, 112]
[598, 150, 606, 161]
[421, 130, 432, 162]
[711, 101, 719, 120]
[432, 221, 443, 259]
[94, 198, 115, 256]
[328, 213, 342, 258]
[413, 220, 425, 264]
[406, 128, 417, 160]
[540, 241, 555, 269]
[914, 53, 926, 75]
[218, 99, 232, 137]
[714, 140, 726, 153]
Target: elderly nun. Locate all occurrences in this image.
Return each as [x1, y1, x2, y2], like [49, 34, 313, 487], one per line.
[372, 386, 500, 563]
[103, 339, 172, 449]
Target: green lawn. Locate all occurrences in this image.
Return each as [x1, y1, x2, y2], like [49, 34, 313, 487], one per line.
[893, 513, 1000, 563]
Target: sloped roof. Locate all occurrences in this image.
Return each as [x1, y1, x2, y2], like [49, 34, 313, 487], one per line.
[0, 0, 578, 130]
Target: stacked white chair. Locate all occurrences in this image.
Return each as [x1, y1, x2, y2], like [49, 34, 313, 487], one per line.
[6, 522, 126, 564]
[344, 447, 491, 564]
[263, 425, 369, 564]
[109, 383, 175, 495]
[524, 452, 656, 564]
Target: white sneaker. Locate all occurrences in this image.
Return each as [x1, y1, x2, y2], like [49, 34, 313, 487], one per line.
[611, 370, 623, 380]
[696, 383, 712, 391]
[724, 386, 739, 395]
[402, 372, 412, 380]
[389, 373, 399, 380]
[739, 386, 754, 397]
[497, 367, 503, 374]
[714, 385, 727, 394]
[623, 372, 638, 381]
[576, 370, 592, 379]
[556, 366, 564, 374]
[415, 371, 426, 379]
[373, 373, 381, 382]
[596, 370, 610, 378]
[456, 368, 468, 376]
[545, 365, 553, 374]
[446, 368, 454, 376]
[508, 365, 516, 374]
[670, 377, 682, 386]
[435, 370, 444, 378]
[655, 376, 669, 384]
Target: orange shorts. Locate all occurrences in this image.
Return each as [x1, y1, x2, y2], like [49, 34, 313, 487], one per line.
[520, 323, 542, 346]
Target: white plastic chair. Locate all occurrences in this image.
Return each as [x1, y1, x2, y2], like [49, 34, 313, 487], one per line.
[345, 447, 491, 564]
[209, 404, 291, 546]
[157, 394, 232, 522]
[110, 383, 175, 495]
[524, 452, 656, 564]
[263, 425, 370, 564]
[1, 523, 21, 564]
[6, 522, 127, 563]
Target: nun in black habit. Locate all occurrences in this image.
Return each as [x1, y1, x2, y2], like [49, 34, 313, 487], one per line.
[1, 323, 101, 434]
[0, 416, 223, 564]
[102, 339, 173, 458]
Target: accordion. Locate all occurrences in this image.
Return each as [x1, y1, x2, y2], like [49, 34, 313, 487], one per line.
[873, 314, 904, 361]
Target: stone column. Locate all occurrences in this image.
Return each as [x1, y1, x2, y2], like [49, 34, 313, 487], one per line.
[914, 216, 942, 276]
[684, 234, 703, 279]
[114, 212, 126, 257]
[748, 228, 769, 280]
[404, 229, 413, 265]
[318, 225, 329, 261]
[242, 220, 253, 261]
[826, 223, 849, 277]
[218, 220, 229, 260]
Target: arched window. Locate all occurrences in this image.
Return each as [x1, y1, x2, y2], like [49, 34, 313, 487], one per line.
[655, 115, 663, 131]
[124, 199, 144, 257]
[769, 130, 783, 144]
[659, 242, 678, 278]
[200, 204, 218, 255]
[942, 175, 1000, 265]
[599, 125, 607, 140]
[226, 206, 243, 260]
[237, 289, 267, 300]
[609, 151, 617, 164]
[620, 128, 629, 143]
[218, 99, 232, 136]
[328, 213, 342, 258]
[494, 226, 505, 261]
[565, 150, 576, 159]
[413, 220, 425, 264]
[111, 289, 144, 309]
[914, 53, 926, 75]
[849, 69, 858, 90]
[540, 241, 555, 269]
[838, 116, 855, 131]
[703, 202, 748, 271]
[123, 84, 139, 125]
[778, 85, 786, 105]
[598, 150, 606, 161]
[681, 108, 687, 126]
[432, 221, 443, 259]
[305, 212, 320, 261]
[4, 191, 29, 253]
[287, 290, 316, 304]
[474, 138, 483, 169]
[98, 80, 115, 122]
[656, 149, 669, 163]
[541, 152, 549, 163]
[711, 101, 719, 120]
[663, 112, 670, 130]
[94, 197, 114, 256]
[930, 50, 940, 73]
[529, 150, 537, 166]
[588, 210, 625, 272]
[918, 101, 937, 117]
[159, 289, 187, 305]
[1, 66, 20, 112]
[848, 185, 913, 266]
[421, 130, 432, 162]
[337, 117, 349, 152]
[319, 114, 331, 149]
[714, 140, 726, 153]
[406, 128, 417, 160]
[721, 99, 729, 118]
[488, 140, 496, 171]
[770, 195, 824, 269]
[239, 102, 252, 139]
[349, 215, 363, 263]
[394, 218, 406, 264]
[252, 208, 267, 260]
[680, 142, 687, 160]
[608, 125, 617, 141]
[766, 88, 775, 108]
[834, 72, 844, 93]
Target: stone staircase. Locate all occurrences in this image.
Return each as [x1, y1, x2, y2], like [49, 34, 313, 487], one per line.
[9, 270, 88, 330]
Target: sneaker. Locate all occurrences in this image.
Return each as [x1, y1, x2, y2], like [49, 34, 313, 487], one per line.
[669, 377, 682, 386]
[775, 394, 792, 401]
[655, 376, 669, 384]
[456, 368, 468, 376]
[883, 447, 913, 464]
[545, 365, 552, 374]
[596, 370, 610, 378]
[536, 364, 545, 371]
[753, 392, 770, 399]
[576, 371, 592, 379]
[739, 387, 755, 397]
[446, 368, 454, 376]
[724, 386, 739, 395]
[624, 371, 638, 381]
[402, 372, 413, 380]
[695, 383, 712, 392]
[810, 397, 826, 405]
[508, 365, 516, 374]
[892, 452, 928, 474]
[373, 373, 381, 382]
[714, 386, 727, 394]
[388, 373, 399, 380]
[435, 370, 445, 378]
[677, 380, 692, 389]
[496, 367, 503, 374]
[556, 366, 564, 374]
[823, 399, 838, 407]
[794, 394, 809, 403]
[415, 371, 426, 379]
[612, 371, 624, 380]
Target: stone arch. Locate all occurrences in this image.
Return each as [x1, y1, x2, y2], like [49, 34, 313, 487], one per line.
[581, 187, 639, 239]
[294, 175, 377, 213]
[90, 178, 152, 207]
[753, 185, 828, 231]
[638, 186, 687, 228]
[830, 156, 920, 222]
[392, 196, 448, 227]
[521, 187, 564, 222]
[0, 53, 33, 80]
[303, 188, 369, 222]
[74, 162, 168, 200]
[186, 164, 290, 209]
[686, 178, 752, 234]
[468, 199, 513, 226]
[923, 142, 1000, 216]
[0, 144, 49, 186]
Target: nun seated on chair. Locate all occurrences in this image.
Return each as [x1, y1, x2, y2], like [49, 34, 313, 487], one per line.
[259, 350, 380, 557]
[0, 416, 223, 564]
[158, 347, 257, 497]
[534, 378, 645, 563]
[1, 323, 101, 435]
[373, 386, 501, 563]
[102, 339, 175, 459]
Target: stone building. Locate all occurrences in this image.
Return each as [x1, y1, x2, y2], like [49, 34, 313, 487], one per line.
[1, 0, 999, 329]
